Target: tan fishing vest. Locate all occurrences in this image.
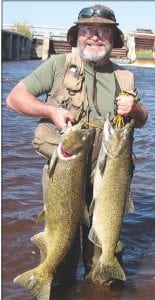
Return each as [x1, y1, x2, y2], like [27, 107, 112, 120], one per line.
[33, 48, 136, 160]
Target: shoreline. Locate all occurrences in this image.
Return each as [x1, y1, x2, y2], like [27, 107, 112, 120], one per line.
[130, 61, 155, 68]
[111, 58, 155, 68]
[122, 58, 155, 68]
[119, 62, 155, 68]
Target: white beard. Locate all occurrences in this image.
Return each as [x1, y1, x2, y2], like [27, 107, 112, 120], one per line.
[78, 42, 113, 63]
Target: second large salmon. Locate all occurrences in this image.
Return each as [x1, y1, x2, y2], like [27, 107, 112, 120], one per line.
[89, 114, 134, 284]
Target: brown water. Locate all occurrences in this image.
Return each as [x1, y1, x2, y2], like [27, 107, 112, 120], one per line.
[2, 60, 155, 300]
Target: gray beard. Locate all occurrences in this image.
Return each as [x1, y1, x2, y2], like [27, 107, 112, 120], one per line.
[78, 43, 113, 63]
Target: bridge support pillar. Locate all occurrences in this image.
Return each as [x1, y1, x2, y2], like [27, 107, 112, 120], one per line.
[8, 33, 13, 59]
[126, 34, 136, 63]
[19, 36, 25, 59]
[153, 40, 155, 59]
[42, 32, 50, 60]
[3, 32, 13, 59]
[12, 34, 20, 59]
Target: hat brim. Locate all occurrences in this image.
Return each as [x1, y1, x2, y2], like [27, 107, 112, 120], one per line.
[76, 16, 119, 25]
[67, 24, 124, 48]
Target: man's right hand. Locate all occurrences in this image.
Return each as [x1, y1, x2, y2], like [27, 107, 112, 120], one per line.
[48, 106, 75, 130]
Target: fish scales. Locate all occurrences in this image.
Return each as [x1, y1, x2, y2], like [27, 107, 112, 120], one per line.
[13, 123, 95, 300]
[89, 114, 134, 284]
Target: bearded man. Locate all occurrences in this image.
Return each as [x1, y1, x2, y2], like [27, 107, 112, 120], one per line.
[6, 4, 148, 284]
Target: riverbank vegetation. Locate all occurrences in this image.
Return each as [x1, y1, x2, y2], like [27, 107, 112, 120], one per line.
[136, 49, 153, 58]
[11, 21, 33, 40]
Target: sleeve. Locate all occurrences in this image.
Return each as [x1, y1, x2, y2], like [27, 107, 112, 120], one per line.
[126, 71, 141, 103]
[133, 78, 141, 103]
[22, 54, 66, 96]
[127, 70, 141, 103]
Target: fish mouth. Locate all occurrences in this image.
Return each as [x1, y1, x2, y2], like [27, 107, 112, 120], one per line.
[60, 146, 73, 158]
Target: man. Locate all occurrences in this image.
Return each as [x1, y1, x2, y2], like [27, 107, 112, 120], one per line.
[6, 4, 148, 283]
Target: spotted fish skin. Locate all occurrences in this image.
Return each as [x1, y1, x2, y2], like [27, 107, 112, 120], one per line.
[89, 114, 134, 284]
[14, 123, 95, 300]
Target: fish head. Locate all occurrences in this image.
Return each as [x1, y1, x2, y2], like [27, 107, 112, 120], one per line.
[104, 114, 134, 157]
[60, 123, 95, 157]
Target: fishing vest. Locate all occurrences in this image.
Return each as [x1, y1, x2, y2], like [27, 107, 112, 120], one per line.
[33, 48, 136, 160]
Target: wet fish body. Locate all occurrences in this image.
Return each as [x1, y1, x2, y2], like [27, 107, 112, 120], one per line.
[89, 114, 134, 284]
[14, 123, 94, 299]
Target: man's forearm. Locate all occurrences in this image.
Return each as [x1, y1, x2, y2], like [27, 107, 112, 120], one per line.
[6, 81, 51, 118]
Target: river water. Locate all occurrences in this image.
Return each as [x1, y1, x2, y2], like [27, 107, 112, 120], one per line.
[2, 60, 155, 300]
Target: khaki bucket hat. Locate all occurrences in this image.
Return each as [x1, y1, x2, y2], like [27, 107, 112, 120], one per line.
[67, 5, 124, 48]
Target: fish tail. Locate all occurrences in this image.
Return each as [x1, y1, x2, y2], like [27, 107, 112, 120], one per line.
[14, 269, 52, 300]
[92, 256, 126, 284]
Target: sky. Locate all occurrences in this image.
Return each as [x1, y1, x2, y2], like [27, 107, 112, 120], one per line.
[2, 1, 155, 34]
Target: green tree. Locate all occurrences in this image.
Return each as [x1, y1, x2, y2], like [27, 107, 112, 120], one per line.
[12, 21, 33, 40]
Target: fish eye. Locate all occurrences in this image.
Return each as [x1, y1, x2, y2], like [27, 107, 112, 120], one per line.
[56, 128, 63, 135]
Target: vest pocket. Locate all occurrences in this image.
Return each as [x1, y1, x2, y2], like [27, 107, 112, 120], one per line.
[32, 120, 61, 159]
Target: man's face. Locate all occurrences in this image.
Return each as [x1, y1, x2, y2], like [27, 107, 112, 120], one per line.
[77, 24, 114, 63]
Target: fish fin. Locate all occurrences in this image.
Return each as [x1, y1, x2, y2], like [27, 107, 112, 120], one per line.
[36, 209, 45, 225]
[99, 158, 106, 175]
[88, 226, 101, 248]
[98, 143, 107, 175]
[125, 191, 134, 214]
[88, 198, 95, 217]
[92, 256, 126, 283]
[31, 232, 47, 262]
[14, 269, 52, 300]
[48, 149, 58, 177]
[81, 205, 90, 227]
[42, 165, 49, 202]
[115, 240, 124, 253]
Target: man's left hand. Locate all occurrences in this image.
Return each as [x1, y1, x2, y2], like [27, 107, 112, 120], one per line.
[116, 94, 136, 117]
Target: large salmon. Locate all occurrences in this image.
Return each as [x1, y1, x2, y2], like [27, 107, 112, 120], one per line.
[14, 123, 95, 299]
[89, 114, 134, 284]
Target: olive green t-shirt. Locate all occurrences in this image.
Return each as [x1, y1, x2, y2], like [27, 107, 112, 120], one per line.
[84, 62, 116, 118]
[23, 54, 139, 119]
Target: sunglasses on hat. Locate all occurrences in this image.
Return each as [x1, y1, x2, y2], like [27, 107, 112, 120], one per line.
[78, 7, 117, 23]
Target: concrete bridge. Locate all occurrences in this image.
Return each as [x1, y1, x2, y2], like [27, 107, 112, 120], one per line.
[2, 24, 155, 63]
[2, 29, 32, 60]
[2, 25, 71, 60]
